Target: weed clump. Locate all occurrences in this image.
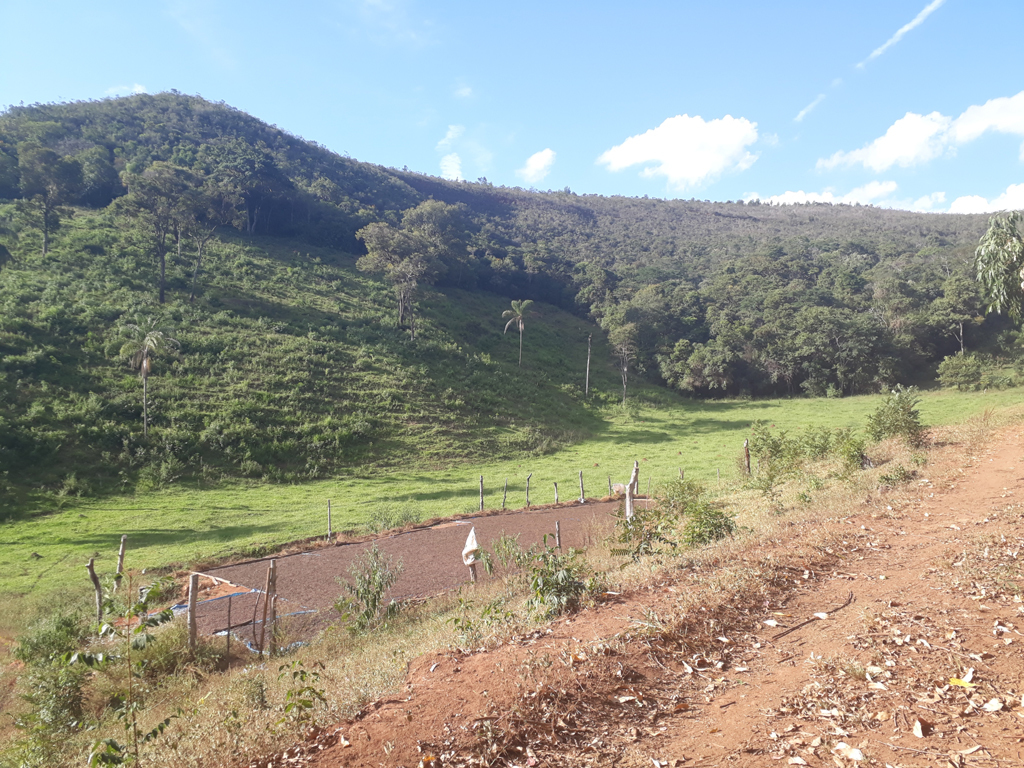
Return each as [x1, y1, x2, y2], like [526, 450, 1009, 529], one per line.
[525, 541, 592, 618]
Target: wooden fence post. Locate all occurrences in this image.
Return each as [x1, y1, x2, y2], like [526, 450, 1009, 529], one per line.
[327, 499, 332, 541]
[744, 438, 751, 475]
[226, 594, 232, 658]
[187, 573, 198, 652]
[502, 478, 508, 509]
[479, 475, 484, 512]
[257, 560, 275, 654]
[86, 558, 103, 625]
[114, 535, 127, 592]
[555, 520, 562, 549]
[554, 482, 559, 503]
[579, 470, 585, 503]
[608, 475, 612, 495]
[526, 473, 532, 507]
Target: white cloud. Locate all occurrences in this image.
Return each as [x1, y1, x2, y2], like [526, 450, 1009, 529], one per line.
[105, 84, 147, 96]
[436, 125, 464, 151]
[454, 85, 472, 98]
[949, 183, 1024, 214]
[948, 91, 1024, 145]
[753, 180, 898, 206]
[795, 94, 825, 123]
[516, 149, 556, 184]
[597, 114, 759, 191]
[439, 153, 462, 181]
[858, 0, 946, 68]
[352, 0, 436, 47]
[909, 191, 947, 211]
[818, 91, 1024, 172]
[818, 111, 951, 171]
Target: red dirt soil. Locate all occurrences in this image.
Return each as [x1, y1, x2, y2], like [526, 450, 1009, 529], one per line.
[194, 501, 622, 647]
[247, 426, 1024, 768]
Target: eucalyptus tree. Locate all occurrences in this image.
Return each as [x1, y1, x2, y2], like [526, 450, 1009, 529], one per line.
[116, 162, 195, 303]
[975, 211, 1024, 320]
[356, 222, 439, 339]
[502, 299, 534, 367]
[16, 141, 83, 255]
[119, 318, 179, 436]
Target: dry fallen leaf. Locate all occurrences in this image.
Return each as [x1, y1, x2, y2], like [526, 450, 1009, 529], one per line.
[913, 718, 932, 738]
[959, 745, 983, 755]
[867, 681, 888, 690]
[764, 619, 780, 627]
[982, 698, 1004, 712]
[813, 612, 829, 620]
[788, 758, 808, 766]
[832, 742, 865, 761]
[949, 678, 977, 688]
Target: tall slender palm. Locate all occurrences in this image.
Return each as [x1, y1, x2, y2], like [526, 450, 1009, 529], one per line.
[120, 318, 179, 436]
[502, 299, 534, 367]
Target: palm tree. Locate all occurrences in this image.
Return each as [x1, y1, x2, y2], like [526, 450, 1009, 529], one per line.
[502, 299, 534, 367]
[120, 318, 179, 436]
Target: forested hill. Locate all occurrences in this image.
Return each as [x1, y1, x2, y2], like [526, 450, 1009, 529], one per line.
[0, 93, 1011, 503]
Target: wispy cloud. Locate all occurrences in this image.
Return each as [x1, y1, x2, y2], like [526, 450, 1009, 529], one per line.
[818, 91, 1024, 172]
[105, 84, 147, 97]
[516, 149, 556, 184]
[795, 94, 826, 123]
[439, 153, 462, 180]
[350, 0, 437, 47]
[166, 0, 235, 68]
[436, 125, 464, 151]
[949, 183, 1024, 214]
[598, 114, 759, 191]
[453, 84, 472, 99]
[858, 0, 945, 68]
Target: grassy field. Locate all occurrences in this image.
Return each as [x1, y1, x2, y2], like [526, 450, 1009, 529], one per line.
[3, 385, 1021, 631]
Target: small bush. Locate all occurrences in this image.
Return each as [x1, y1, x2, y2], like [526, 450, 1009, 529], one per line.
[866, 385, 925, 447]
[334, 543, 403, 632]
[834, 429, 868, 474]
[364, 503, 420, 534]
[879, 463, 912, 487]
[680, 500, 736, 546]
[15, 612, 88, 666]
[937, 353, 982, 391]
[525, 543, 591, 618]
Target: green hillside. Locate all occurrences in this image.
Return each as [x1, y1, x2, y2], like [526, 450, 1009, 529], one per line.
[1, 92, 1020, 510]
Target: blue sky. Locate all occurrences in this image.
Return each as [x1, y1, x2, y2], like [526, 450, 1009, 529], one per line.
[2, 1, 1023, 212]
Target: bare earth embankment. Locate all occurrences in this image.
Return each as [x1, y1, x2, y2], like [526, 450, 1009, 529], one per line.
[264, 425, 1024, 768]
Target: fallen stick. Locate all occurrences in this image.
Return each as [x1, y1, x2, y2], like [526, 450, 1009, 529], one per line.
[772, 591, 855, 641]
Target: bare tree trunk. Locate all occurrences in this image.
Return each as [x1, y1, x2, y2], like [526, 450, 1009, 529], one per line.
[518, 326, 523, 367]
[142, 375, 148, 437]
[585, 334, 592, 396]
[86, 558, 103, 625]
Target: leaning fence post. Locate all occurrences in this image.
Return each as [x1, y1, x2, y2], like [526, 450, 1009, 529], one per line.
[114, 535, 127, 592]
[479, 475, 484, 512]
[257, 560, 275, 654]
[502, 478, 508, 509]
[226, 594, 232, 658]
[578, 470, 585, 503]
[86, 558, 103, 625]
[554, 482, 559, 503]
[608, 475, 612, 495]
[526, 473, 532, 507]
[188, 573, 199, 652]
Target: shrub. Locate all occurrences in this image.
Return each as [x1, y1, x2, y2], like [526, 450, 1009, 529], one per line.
[14, 612, 88, 667]
[334, 543, 403, 632]
[834, 429, 869, 474]
[879, 463, 912, 487]
[680, 500, 736, 547]
[937, 354, 982, 391]
[525, 542, 591, 618]
[866, 385, 925, 447]
[364, 503, 420, 534]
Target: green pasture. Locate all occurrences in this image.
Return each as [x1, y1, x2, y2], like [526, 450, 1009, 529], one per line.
[2, 385, 1020, 631]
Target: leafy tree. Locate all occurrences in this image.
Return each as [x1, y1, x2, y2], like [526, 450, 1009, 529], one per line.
[119, 318, 179, 437]
[929, 274, 983, 353]
[356, 221, 440, 339]
[16, 142, 82, 254]
[937, 353, 982, 391]
[502, 299, 534, 367]
[975, 211, 1024, 320]
[179, 175, 243, 302]
[116, 162, 195, 303]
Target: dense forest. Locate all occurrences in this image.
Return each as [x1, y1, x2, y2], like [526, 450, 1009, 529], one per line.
[0, 92, 1014, 503]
